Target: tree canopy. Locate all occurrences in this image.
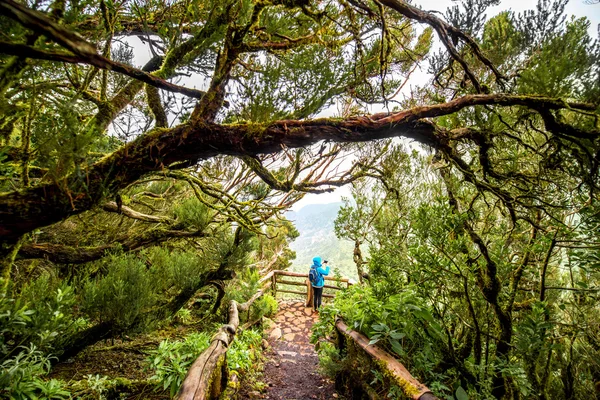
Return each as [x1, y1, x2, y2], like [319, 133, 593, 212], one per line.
[0, 0, 597, 241]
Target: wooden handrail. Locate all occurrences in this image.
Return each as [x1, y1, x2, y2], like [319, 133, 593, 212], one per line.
[276, 278, 344, 291]
[335, 320, 439, 400]
[175, 269, 352, 400]
[273, 269, 351, 283]
[277, 288, 335, 298]
[175, 275, 274, 400]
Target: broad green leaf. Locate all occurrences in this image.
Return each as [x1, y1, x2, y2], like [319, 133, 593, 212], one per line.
[455, 386, 469, 400]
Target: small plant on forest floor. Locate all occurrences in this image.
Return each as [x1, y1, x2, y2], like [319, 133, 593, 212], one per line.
[175, 308, 193, 324]
[315, 341, 344, 378]
[0, 344, 70, 399]
[85, 374, 111, 399]
[147, 332, 211, 397]
[68, 374, 136, 400]
[250, 294, 278, 321]
[227, 329, 263, 374]
[223, 329, 268, 398]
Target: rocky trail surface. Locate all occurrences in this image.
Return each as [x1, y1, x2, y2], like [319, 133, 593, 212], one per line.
[247, 301, 343, 400]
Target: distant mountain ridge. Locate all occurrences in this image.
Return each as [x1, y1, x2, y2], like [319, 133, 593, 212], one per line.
[286, 202, 358, 281]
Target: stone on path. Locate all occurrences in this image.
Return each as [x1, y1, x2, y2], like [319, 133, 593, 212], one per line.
[268, 327, 282, 341]
[250, 301, 342, 400]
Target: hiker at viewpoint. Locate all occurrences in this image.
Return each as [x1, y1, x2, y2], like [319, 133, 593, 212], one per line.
[309, 256, 330, 312]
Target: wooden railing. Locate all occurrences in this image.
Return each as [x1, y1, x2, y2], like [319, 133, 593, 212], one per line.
[174, 270, 436, 400]
[174, 269, 349, 400]
[336, 320, 439, 400]
[175, 271, 274, 400]
[270, 270, 351, 307]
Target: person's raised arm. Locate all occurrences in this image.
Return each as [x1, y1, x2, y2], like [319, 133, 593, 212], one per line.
[318, 261, 330, 276]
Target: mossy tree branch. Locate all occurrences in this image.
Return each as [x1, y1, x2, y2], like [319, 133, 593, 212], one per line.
[377, 0, 507, 91]
[18, 227, 207, 264]
[0, 93, 597, 241]
[0, 42, 208, 100]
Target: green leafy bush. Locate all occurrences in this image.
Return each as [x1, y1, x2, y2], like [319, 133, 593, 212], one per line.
[175, 308, 193, 324]
[315, 342, 344, 378]
[81, 253, 157, 330]
[312, 284, 450, 397]
[0, 344, 70, 399]
[250, 294, 278, 321]
[222, 268, 260, 317]
[80, 249, 210, 332]
[144, 247, 208, 294]
[173, 197, 211, 230]
[147, 332, 211, 397]
[0, 274, 85, 361]
[227, 329, 263, 374]
[1, 274, 84, 356]
[0, 274, 84, 399]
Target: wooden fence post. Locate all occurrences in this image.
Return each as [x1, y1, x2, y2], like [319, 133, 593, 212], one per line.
[305, 278, 313, 308]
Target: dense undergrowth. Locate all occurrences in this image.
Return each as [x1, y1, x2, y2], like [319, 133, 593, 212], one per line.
[1, 264, 278, 399]
[312, 285, 468, 400]
[313, 150, 600, 400]
[147, 328, 266, 398]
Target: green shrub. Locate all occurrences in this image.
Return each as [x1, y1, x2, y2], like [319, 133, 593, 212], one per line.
[155, 248, 208, 294]
[0, 344, 70, 399]
[315, 341, 344, 378]
[175, 308, 193, 324]
[81, 254, 157, 330]
[173, 197, 211, 230]
[312, 284, 448, 395]
[147, 332, 211, 397]
[1, 274, 84, 359]
[227, 329, 263, 374]
[222, 268, 261, 319]
[250, 294, 278, 321]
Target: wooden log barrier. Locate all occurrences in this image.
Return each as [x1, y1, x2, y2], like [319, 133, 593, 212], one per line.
[276, 278, 308, 286]
[276, 278, 342, 291]
[273, 269, 350, 283]
[278, 288, 335, 298]
[335, 320, 439, 400]
[175, 269, 351, 400]
[175, 274, 274, 400]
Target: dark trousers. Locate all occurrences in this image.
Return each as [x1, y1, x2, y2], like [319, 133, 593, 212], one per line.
[313, 286, 323, 310]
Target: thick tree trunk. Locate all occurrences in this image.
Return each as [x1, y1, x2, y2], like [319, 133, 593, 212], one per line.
[57, 321, 114, 363]
[353, 240, 366, 284]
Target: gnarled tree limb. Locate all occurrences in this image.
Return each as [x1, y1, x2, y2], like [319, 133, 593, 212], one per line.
[0, 42, 207, 99]
[18, 228, 206, 264]
[101, 201, 173, 223]
[0, 94, 597, 241]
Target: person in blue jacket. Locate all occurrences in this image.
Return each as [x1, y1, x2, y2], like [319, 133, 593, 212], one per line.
[309, 256, 330, 312]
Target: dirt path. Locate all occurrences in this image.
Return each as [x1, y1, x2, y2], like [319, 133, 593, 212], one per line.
[255, 301, 342, 400]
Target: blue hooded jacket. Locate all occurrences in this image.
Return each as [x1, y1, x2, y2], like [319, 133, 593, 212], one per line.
[310, 256, 330, 288]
